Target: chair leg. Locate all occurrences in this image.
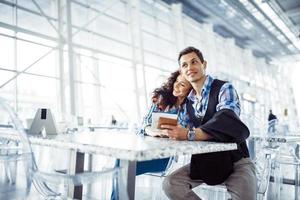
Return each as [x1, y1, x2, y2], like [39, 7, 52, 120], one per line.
[274, 161, 282, 200]
[3, 160, 10, 183]
[295, 164, 299, 200]
[8, 159, 18, 184]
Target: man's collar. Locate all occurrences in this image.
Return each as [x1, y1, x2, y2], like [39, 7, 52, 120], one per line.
[187, 75, 214, 101]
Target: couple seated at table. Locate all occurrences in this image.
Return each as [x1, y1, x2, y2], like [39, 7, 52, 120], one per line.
[115, 46, 257, 200]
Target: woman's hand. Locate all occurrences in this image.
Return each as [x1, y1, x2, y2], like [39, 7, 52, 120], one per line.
[161, 124, 188, 140]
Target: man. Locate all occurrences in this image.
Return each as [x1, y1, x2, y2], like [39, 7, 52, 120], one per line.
[161, 47, 257, 200]
[268, 109, 277, 133]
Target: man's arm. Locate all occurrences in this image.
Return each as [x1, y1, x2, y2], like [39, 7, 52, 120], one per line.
[216, 82, 240, 115]
[161, 125, 212, 141]
[194, 128, 213, 140]
[197, 82, 249, 142]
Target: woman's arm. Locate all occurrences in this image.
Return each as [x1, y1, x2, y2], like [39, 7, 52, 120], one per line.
[138, 103, 158, 135]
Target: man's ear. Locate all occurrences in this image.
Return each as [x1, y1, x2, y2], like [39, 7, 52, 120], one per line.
[203, 60, 207, 70]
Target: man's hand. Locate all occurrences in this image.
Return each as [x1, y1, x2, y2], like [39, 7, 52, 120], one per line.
[161, 125, 213, 141]
[161, 124, 188, 140]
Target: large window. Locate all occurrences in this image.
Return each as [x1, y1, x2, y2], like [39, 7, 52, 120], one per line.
[0, 0, 297, 129]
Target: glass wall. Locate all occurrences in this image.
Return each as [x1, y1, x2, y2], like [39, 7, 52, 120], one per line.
[0, 0, 298, 131]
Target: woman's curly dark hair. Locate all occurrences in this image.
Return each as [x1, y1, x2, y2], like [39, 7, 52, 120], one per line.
[152, 70, 180, 108]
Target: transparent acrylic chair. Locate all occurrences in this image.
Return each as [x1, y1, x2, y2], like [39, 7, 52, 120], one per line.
[0, 97, 128, 200]
[0, 98, 34, 199]
[254, 141, 278, 200]
[273, 143, 300, 200]
[242, 113, 278, 200]
[193, 114, 274, 200]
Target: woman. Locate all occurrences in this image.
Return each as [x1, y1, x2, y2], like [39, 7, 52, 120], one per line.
[136, 70, 192, 175]
[111, 70, 192, 200]
[139, 70, 192, 137]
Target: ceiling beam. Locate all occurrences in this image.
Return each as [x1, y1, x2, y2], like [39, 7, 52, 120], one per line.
[225, 0, 293, 55]
[191, 0, 273, 60]
[285, 6, 300, 18]
[265, 0, 300, 41]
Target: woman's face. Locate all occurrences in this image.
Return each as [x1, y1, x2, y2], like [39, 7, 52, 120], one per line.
[172, 74, 191, 98]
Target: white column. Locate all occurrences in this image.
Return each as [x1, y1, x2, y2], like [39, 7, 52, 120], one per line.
[127, 0, 148, 121]
[171, 3, 185, 53]
[66, 0, 76, 116]
[57, 0, 66, 120]
[93, 56, 103, 123]
[13, 0, 18, 112]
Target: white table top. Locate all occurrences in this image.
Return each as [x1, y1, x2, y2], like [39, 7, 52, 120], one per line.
[249, 134, 300, 143]
[0, 129, 237, 161]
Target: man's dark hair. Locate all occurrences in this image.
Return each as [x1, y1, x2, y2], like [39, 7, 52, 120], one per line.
[178, 46, 204, 64]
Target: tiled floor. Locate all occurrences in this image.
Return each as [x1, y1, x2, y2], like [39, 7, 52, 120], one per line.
[1, 174, 298, 200]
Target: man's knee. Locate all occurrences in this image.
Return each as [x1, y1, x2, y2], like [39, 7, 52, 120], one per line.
[162, 175, 173, 195]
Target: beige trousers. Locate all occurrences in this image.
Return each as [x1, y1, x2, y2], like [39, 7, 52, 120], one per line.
[162, 157, 257, 200]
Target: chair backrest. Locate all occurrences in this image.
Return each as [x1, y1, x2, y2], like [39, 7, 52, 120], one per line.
[0, 97, 34, 158]
[256, 153, 272, 195]
[240, 113, 278, 199]
[0, 97, 36, 198]
[0, 97, 65, 197]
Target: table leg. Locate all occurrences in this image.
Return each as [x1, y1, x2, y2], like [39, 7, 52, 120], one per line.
[119, 160, 136, 200]
[295, 161, 299, 200]
[68, 151, 85, 199]
[248, 138, 256, 160]
[87, 154, 93, 172]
